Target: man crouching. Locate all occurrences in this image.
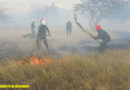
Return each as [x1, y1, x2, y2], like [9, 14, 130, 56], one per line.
[94, 25, 111, 52]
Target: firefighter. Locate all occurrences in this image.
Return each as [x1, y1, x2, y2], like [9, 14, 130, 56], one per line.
[93, 25, 111, 52]
[31, 20, 36, 35]
[36, 18, 51, 50]
[66, 20, 72, 37]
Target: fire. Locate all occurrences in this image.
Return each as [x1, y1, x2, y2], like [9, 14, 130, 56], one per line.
[18, 56, 54, 66]
[29, 56, 53, 66]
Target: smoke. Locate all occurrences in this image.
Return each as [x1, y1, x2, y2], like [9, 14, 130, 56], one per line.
[0, 0, 130, 60]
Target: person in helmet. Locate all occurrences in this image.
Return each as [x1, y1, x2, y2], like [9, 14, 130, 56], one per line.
[94, 25, 111, 52]
[31, 20, 36, 35]
[66, 20, 72, 37]
[36, 18, 51, 50]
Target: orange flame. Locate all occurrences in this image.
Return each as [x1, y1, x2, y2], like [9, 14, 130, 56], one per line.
[29, 56, 53, 66]
[18, 56, 54, 66]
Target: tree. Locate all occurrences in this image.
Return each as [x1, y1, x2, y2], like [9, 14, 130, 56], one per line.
[0, 1, 9, 21]
[75, 0, 129, 30]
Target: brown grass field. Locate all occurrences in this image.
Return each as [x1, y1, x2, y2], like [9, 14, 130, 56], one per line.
[0, 50, 129, 90]
[0, 29, 129, 90]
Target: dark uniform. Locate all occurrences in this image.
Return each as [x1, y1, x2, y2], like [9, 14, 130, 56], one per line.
[94, 29, 111, 51]
[31, 21, 35, 35]
[36, 24, 50, 50]
[66, 21, 72, 37]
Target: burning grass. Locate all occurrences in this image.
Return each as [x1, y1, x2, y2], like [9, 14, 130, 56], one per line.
[18, 56, 54, 66]
[0, 50, 130, 90]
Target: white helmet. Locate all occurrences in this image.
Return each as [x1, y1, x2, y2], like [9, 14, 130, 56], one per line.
[42, 20, 47, 25]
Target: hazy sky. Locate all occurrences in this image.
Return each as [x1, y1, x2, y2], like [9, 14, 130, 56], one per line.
[1, 0, 80, 15]
[0, 0, 129, 31]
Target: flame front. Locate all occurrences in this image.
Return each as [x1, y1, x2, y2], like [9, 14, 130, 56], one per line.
[18, 56, 53, 66]
[29, 56, 53, 65]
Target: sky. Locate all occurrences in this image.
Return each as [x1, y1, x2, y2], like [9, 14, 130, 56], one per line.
[0, 0, 80, 15]
[0, 0, 129, 31]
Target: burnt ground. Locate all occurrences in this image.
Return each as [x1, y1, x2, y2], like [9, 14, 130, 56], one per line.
[0, 29, 130, 60]
[53, 31, 130, 55]
[58, 39, 130, 55]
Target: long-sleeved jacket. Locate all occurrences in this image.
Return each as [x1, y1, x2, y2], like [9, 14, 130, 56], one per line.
[38, 24, 50, 38]
[95, 29, 111, 42]
[31, 22, 35, 29]
[66, 21, 72, 30]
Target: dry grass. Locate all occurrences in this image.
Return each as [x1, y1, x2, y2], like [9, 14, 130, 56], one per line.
[0, 50, 130, 90]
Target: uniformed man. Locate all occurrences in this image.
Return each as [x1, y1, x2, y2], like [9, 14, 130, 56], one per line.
[36, 18, 51, 50]
[31, 20, 36, 35]
[94, 25, 111, 51]
[66, 20, 72, 37]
